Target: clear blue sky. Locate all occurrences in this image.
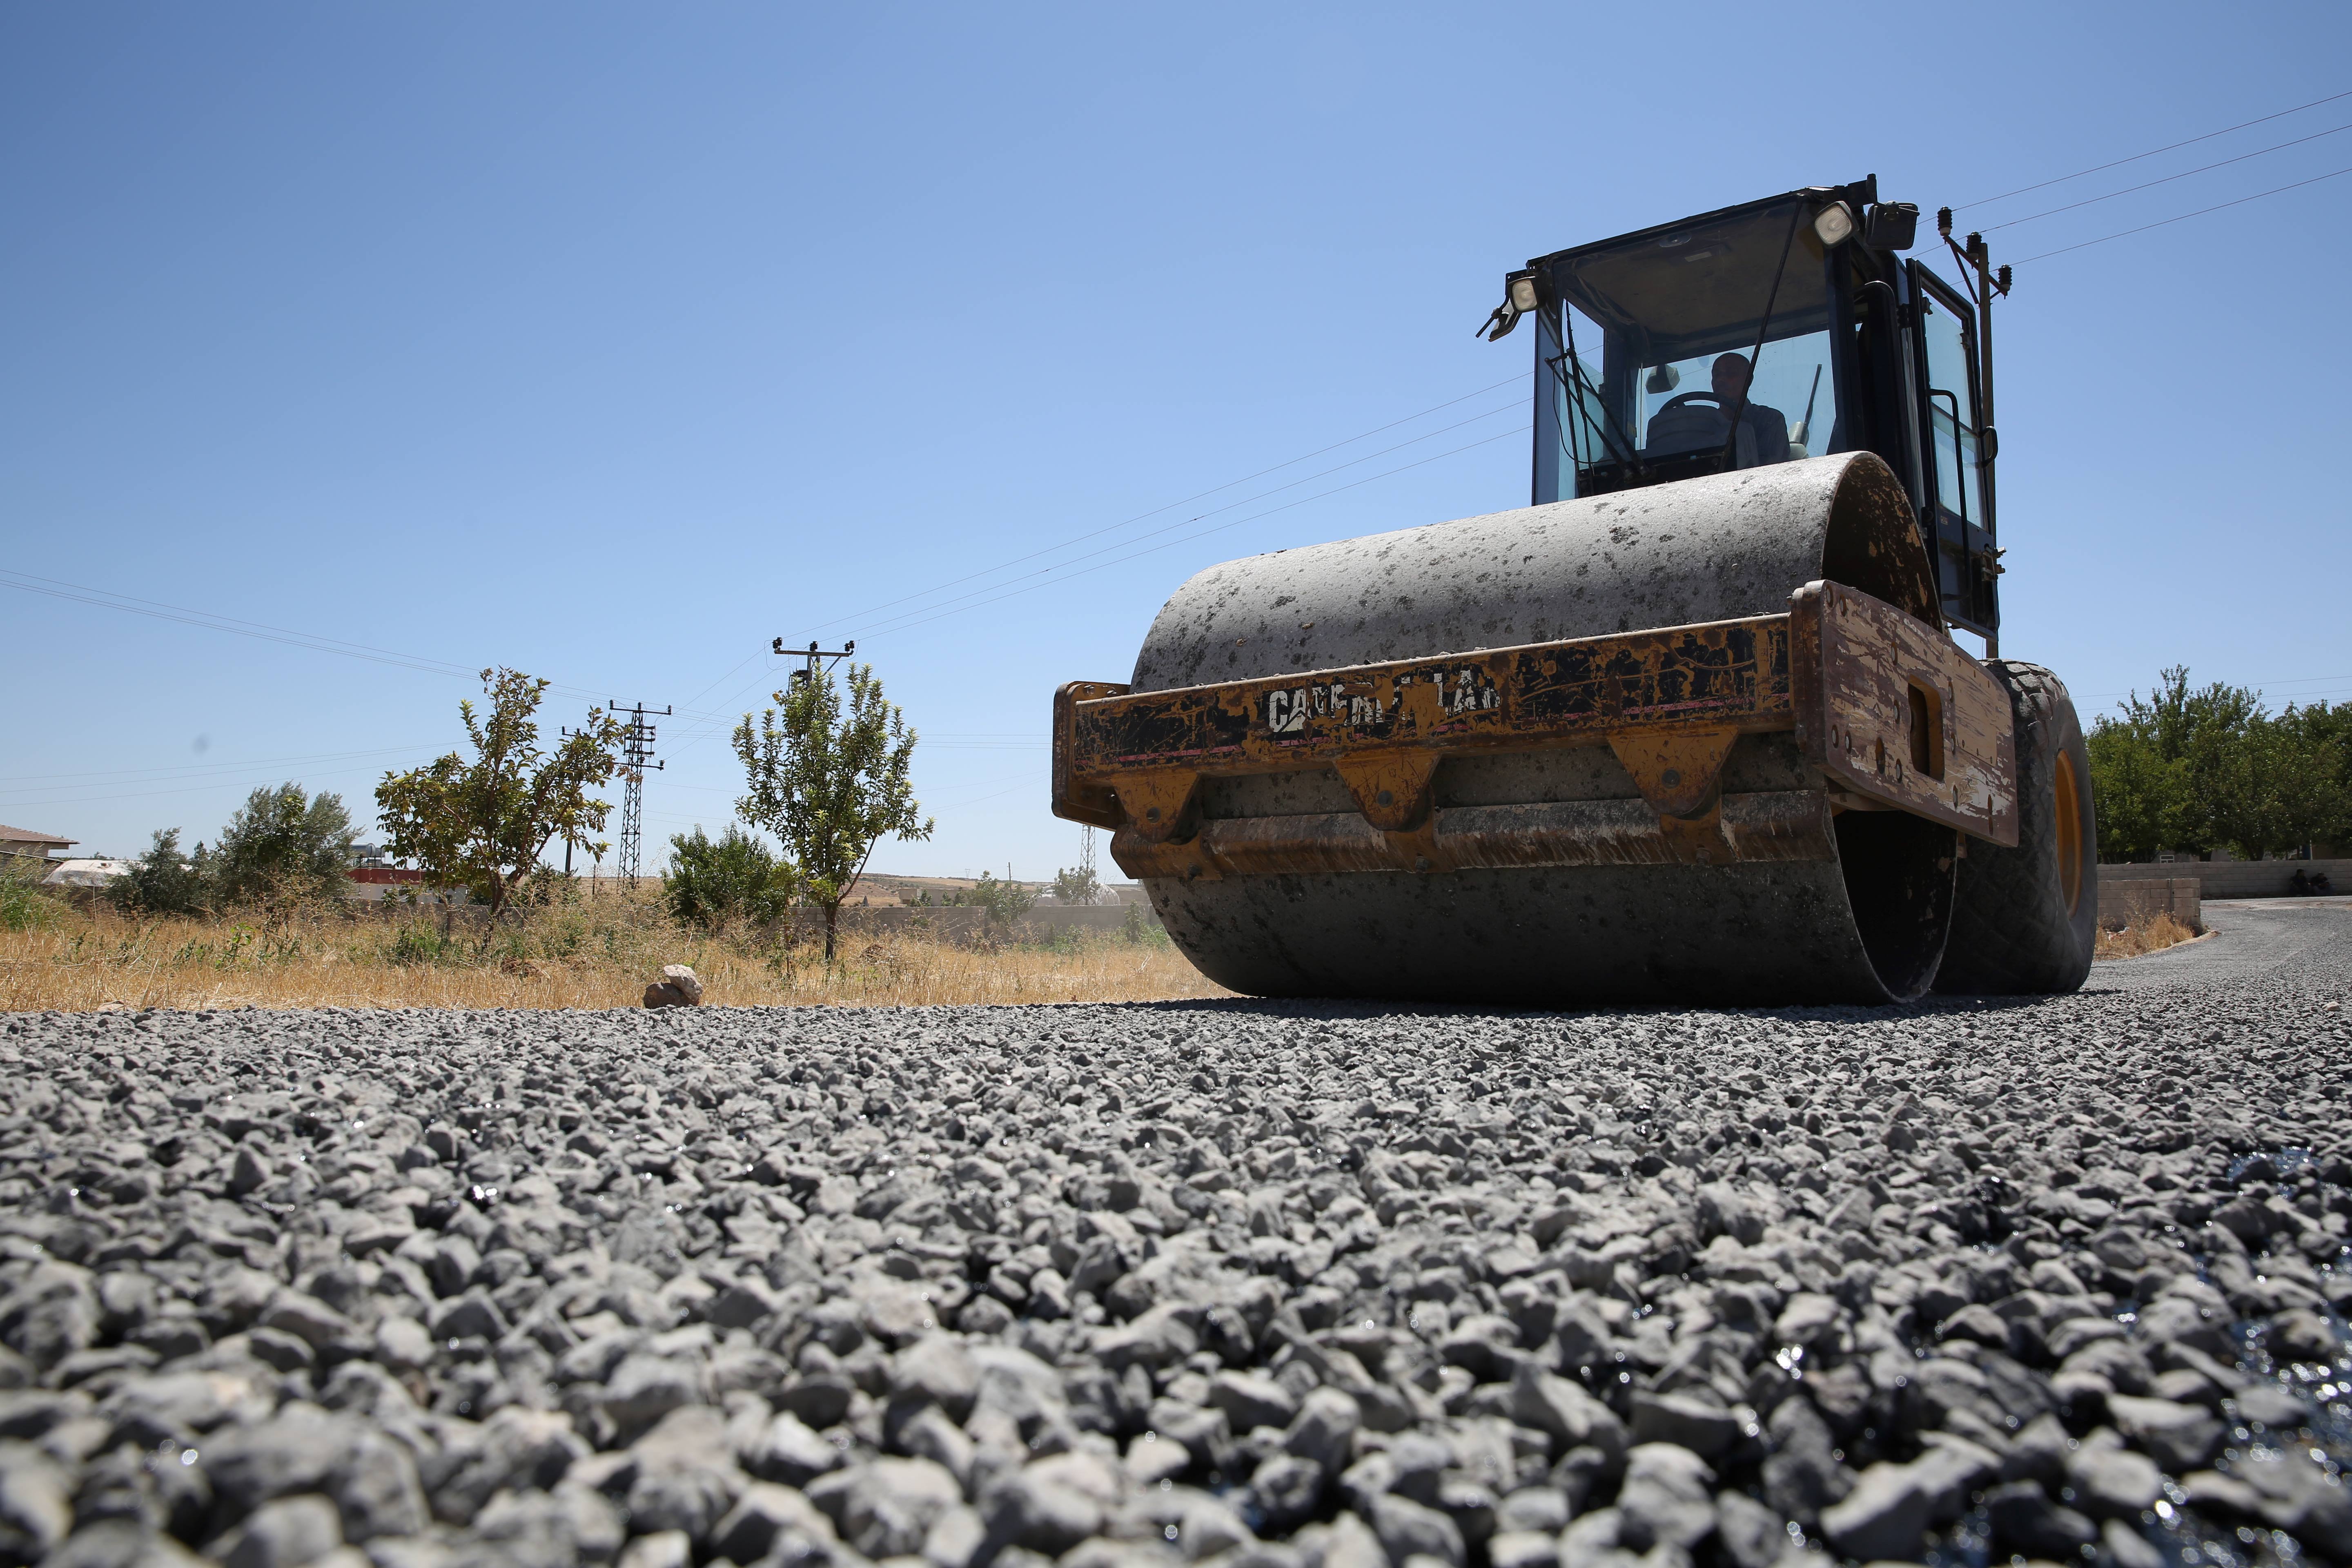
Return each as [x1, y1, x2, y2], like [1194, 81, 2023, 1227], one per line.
[5, 3, 2347, 876]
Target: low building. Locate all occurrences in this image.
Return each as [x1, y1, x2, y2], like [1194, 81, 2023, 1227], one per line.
[0, 824, 75, 864]
[346, 866, 429, 900]
[344, 866, 468, 904]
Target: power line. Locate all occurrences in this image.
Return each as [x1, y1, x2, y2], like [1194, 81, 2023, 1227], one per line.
[917, 770, 1052, 810]
[0, 743, 432, 786]
[926, 780, 1041, 811]
[678, 651, 766, 711]
[830, 398, 1523, 639]
[802, 374, 1527, 637]
[0, 761, 415, 811]
[641, 381, 1539, 763]
[2013, 165, 2352, 263]
[1957, 86, 2352, 209]
[850, 423, 1528, 641]
[0, 569, 484, 682]
[1984, 120, 2352, 231]
[804, 392, 1524, 639]
[653, 406, 1518, 753]
[2077, 673, 2352, 700]
[0, 567, 722, 721]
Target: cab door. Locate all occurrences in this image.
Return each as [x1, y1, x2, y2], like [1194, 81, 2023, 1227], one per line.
[1907, 262, 1997, 637]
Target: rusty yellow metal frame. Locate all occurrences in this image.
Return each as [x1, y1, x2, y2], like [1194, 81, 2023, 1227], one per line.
[1052, 579, 2016, 878]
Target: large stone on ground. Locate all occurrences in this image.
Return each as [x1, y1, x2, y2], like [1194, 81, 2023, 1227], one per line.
[1613, 1444, 1715, 1553]
[810, 1456, 966, 1558]
[1818, 1462, 1927, 1563]
[1365, 1492, 1465, 1568]
[1984, 1480, 2097, 1558]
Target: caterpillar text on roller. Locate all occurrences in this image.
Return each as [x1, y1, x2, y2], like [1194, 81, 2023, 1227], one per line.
[1051, 179, 2098, 1004]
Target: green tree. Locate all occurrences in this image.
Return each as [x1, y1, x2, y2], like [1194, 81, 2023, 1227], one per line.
[105, 829, 218, 915]
[2288, 702, 2352, 853]
[212, 784, 358, 905]
[2083, 721, 2180, 862]
[961, 870, 1038, 929]
[1051, 825, 1102, 906]
[2088, 670, 2352, 861]
[732, 662, 932, 962]
[376, 669, 625, 922]
[664, 825, 799, 933]
[2088, 667, 2256, 859]
[2176, 687, 2265, 858]
[2258, 706, 2351, 858]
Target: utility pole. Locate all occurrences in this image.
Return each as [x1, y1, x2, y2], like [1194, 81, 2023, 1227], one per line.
[771, 637, 855, 690]
[612, 702, 671, 888]
[558, 710, 602, 886]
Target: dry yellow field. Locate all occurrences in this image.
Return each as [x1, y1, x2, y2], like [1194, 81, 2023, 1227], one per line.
[0, 886, 1229, 1012]
[12, 872, 2198, 1007]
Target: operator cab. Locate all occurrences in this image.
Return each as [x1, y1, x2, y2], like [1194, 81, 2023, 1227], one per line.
[1487, 179, 2005, 642]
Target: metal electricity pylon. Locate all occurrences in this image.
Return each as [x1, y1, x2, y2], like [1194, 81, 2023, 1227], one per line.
[612, 702, 670, 886]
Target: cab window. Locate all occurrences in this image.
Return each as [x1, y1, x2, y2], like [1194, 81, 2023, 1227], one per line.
[1912, 268, 1984, 529]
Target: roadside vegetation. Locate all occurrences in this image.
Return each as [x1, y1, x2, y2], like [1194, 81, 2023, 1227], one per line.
[104, 782, 360, 916]
[732, 659, 929, 961]
[2087, 668, 2349, 861]
[2094, 909, 2202, 960]
[0, 878, 1211, 1012]
[13, 660, 1213, 1011]
[374, 668, 626, 920]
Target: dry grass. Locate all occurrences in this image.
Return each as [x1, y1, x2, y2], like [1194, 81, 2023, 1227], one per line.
[0, 882, 1229, 1012]
[2095, 910, 2203, 960]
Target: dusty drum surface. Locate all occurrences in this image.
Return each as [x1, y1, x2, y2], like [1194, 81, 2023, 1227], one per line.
[1122, 454, 1962, 1004]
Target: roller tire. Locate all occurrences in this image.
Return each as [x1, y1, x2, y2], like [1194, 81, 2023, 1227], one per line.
[1935, 661, 2099, 995]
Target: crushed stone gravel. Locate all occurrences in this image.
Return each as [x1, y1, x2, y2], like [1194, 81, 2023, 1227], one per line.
[0, 902, 2347, 1568]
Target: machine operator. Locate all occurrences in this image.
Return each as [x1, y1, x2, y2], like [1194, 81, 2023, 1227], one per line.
[1644, 353, 1791, 468]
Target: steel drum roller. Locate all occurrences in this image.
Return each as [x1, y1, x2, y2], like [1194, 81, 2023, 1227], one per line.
[1116, 454, 1962, 1005]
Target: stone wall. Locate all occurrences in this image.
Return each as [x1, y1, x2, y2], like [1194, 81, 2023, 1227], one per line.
[2094, 876, 2199, 932]
[2098, 858, 2351, 900]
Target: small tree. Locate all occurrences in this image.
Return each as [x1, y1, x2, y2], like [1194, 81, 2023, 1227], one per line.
[733, 662, 932, 962]
[964, 871, 1038, 930]
[106, 829, 218, 915]
[665, 825, 799, 933]
[376, 668, 625, 922]
[213, 784, 358, 906]
[1051, 826, 1102, 906]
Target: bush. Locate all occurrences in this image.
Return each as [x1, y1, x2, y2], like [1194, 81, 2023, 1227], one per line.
[386, 922, 465, 967]
[0, 858, 67, 933]
[664, 826, 798, 932]
[961, 871, 1038, 928]
[214, 784, 358, 905]
[106, 829, 217, 916]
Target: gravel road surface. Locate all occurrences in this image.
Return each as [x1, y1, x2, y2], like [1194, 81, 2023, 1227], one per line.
[1, 905, 2346, 1568]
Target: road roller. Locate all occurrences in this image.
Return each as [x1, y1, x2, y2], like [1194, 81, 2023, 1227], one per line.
[1051, 178, 2098, 1005]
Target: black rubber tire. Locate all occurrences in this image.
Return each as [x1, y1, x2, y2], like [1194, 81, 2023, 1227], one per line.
[1934, 661, 2099, 995]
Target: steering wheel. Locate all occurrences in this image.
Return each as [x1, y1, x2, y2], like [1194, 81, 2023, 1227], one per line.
[1652, 392, 1726, 416]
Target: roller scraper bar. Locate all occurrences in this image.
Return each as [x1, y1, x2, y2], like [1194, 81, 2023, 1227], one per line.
[1053, 578, 2015, 882]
